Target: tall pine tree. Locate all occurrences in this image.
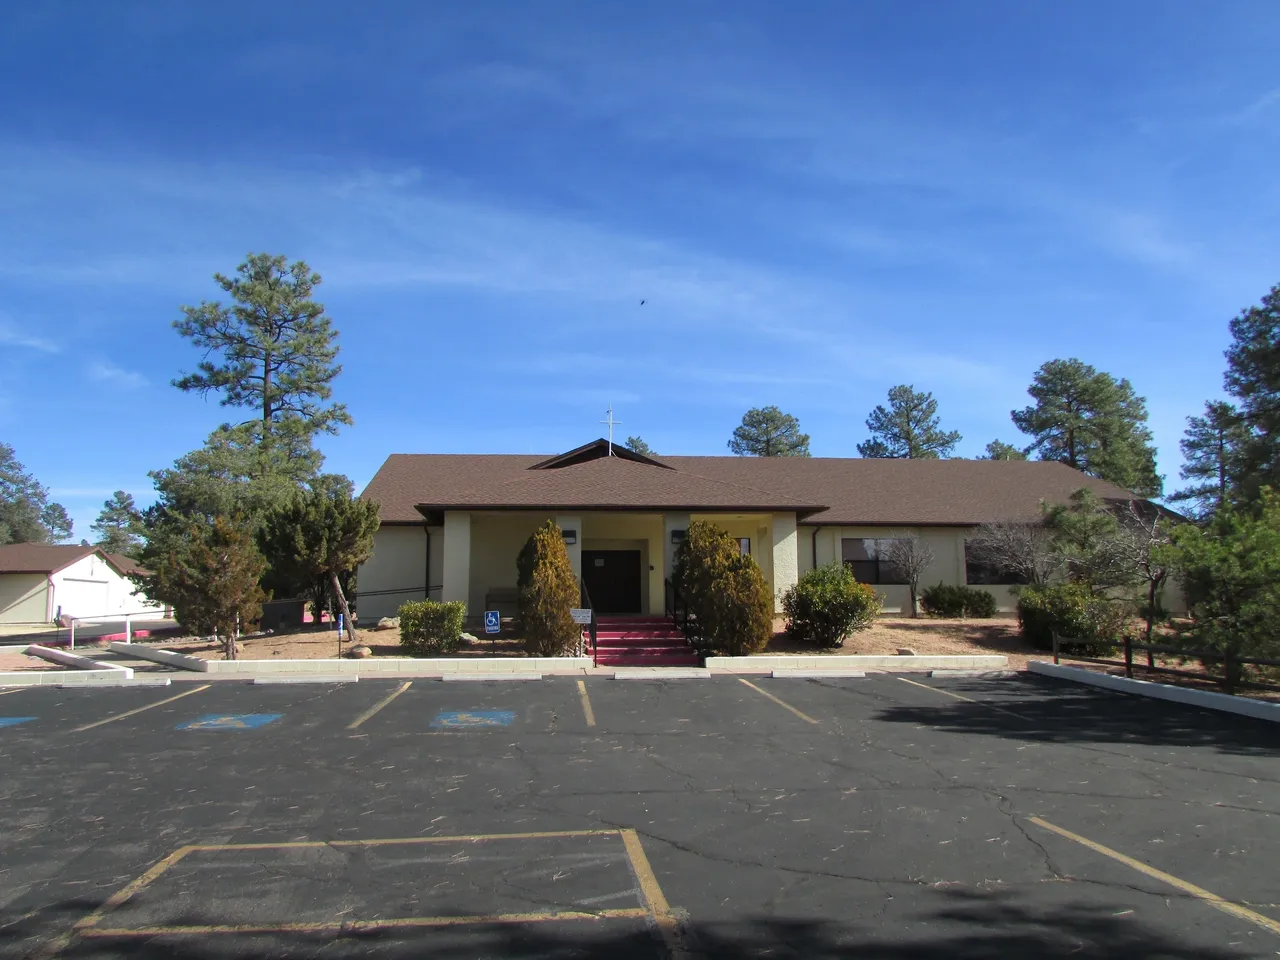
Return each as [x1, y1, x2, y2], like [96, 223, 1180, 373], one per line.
[728, 406, 811, 457]
[172, 253, 352, 479]
[1223, 282, 1280, 501]
[91, 490, 143, 555]
[1011, 358, 1162, 497]
[1168, 401, 1246, 518]
[0, 443, 71, 544]
[858, 385, 961, 459]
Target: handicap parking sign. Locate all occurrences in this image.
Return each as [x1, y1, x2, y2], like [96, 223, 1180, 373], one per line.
[431, 710, 514, 729]
[178, 714, 281, 731]
[484, 610, 501, 634]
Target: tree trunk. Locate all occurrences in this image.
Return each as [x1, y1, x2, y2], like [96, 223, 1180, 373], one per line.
[1145, 580, 1157, 668]
[909, 583, 919, 618]
[332, 570, 358, 647]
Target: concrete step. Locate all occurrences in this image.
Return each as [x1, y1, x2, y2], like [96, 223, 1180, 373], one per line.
[597, 654, 702, 667]
[595, 645, 692, 657]
[594, 632, 687, 643]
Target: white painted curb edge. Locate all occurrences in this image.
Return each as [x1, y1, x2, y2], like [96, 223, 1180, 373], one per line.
[1028, 661, 1280, 723]
[441, 674, 544, 682]
[252, 676, 358, 685]
[771, 669, 867, 679]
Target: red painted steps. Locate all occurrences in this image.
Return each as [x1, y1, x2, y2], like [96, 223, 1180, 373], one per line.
[590, 616, 699, 667]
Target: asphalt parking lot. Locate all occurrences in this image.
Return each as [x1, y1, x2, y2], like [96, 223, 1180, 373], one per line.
[0, 673, 1276, 959]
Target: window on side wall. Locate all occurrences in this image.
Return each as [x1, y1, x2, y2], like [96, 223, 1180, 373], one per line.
[963, 541, 1030, 585]
[841, 538, 908, 585]
[736, 537, 751, 556]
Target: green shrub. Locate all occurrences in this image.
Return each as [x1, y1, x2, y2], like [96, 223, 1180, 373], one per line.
[398, 600, 467, 656]
[921, 583, 998, 619]
[1016, 583, 1126, 654]
[674, 519, 773, 656]
[517, 520, 581, 657]
[782, 562, 881, 648]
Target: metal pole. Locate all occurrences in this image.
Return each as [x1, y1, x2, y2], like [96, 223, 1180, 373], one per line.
[69, 619, 75, 651]
[1124, 633, 1133, 679]
[125, 615, 132, 645]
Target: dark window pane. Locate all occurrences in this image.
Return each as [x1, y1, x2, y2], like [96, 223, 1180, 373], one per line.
[963, 542, 1029, 585]
[841, 538, 873, 563]
[845, 559, 879, 583]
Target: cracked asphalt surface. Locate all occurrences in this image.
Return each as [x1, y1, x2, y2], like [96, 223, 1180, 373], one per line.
[0, 673, 1276, 958]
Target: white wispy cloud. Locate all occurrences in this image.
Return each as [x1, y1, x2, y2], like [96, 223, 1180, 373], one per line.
[0, 312, 59, 352]
[87, 360, 147, 389]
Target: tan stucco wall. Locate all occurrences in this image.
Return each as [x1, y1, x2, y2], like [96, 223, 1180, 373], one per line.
[0, 573, 48, 624]
[467, 512, 555, 615]
[819, 525, 1019, 614]
[357, 525, 431, 620]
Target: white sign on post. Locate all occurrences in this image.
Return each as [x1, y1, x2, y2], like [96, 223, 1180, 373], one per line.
[570, 608, 592, 625]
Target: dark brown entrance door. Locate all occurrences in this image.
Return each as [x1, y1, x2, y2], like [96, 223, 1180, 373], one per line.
[582, 550, 643, 615]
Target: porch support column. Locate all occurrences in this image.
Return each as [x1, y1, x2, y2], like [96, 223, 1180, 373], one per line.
[771, 513, 799, 614]
[556, 515, 582, 580]
[441, 511, 472, 610]
[662, 513, 690, 597]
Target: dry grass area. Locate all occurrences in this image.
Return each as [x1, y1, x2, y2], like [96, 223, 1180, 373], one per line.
[161, 625, 532, 661]
[764, 615, 1046, 670]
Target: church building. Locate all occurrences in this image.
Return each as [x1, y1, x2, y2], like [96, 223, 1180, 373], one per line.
[355, 438, 1147, 622]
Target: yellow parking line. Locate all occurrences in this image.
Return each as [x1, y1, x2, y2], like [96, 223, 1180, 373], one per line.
[738, 678, 819, 725]
[621, 828, 690, 959]
[1030, 817, 1280, 938]
[347, 681, 412, 729]
[897, 677, 1025, 719]
[186, 829, 623, 852]
[70, 684, 212, 733]
[82, 908, 651, 937]
[577, 680, 596, 727]
[0, 687, 31, 696]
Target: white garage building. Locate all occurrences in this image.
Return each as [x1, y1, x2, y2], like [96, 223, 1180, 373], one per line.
[0, 543, 165, 625]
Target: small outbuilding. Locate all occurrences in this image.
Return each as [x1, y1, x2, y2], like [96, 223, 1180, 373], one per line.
[0, 543, 164, 625]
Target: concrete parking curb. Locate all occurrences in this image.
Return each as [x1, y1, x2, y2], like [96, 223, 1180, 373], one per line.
[1028, 661, 1280, 723]
[771, 669, 867, 679]
[107, 645, 591, 677]
[251, 676, 358, 684]
[928, 669, 1018, 679]
[0, 668, 139, 686]
[613, 667, 710, 679]
[441, 674, 544, 682]
[707, 654, 1008, 672]
[26, 644, 131, 674]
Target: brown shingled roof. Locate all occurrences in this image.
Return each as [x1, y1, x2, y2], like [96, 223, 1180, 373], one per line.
[361, 443, 1144, 527]
[0, 543, 98, 574]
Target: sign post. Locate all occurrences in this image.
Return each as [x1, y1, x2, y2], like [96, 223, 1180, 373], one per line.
[484, 610, 501, 654]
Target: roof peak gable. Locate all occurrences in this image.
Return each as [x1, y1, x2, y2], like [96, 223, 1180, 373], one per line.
[528, 438, 672, 471]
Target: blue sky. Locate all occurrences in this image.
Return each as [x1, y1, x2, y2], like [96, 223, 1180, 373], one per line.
[2, 2, 1278, 539]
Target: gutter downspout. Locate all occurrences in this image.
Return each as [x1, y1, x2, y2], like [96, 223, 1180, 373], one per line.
[811, 525, 823, 571]
[424, 525, 431, 602]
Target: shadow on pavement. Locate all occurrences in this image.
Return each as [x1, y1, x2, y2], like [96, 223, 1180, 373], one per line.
[1, 890, 1251, 959]
[876, 675, 1280, 756]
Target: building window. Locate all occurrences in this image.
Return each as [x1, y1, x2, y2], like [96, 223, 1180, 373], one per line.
[841, 538, 908, 585]
[963, 542, 1030, 585]
[736, 537, 751, 556]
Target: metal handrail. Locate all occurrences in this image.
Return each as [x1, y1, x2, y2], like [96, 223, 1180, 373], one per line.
[579, 577, 598, 665]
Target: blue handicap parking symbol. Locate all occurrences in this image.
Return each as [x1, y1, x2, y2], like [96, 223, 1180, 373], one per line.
[431, 710, 515, 729]
[178, 713, 282, 731]
[0, 717, 35, 728]
[484, 610, 501, 634]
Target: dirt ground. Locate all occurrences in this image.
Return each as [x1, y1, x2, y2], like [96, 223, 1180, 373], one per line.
[159, 626, 531, 661]
[0, 650, 62, 672]
[763, 615, 1047, 670]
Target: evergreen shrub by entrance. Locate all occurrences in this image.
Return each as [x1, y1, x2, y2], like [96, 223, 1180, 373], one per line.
[782, 562, 882, 648]
[673, 519, 773, 656]
[517, 520, 581, 657]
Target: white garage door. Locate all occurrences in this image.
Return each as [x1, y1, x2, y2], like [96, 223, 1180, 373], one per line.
[55, 579, 111, 619]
